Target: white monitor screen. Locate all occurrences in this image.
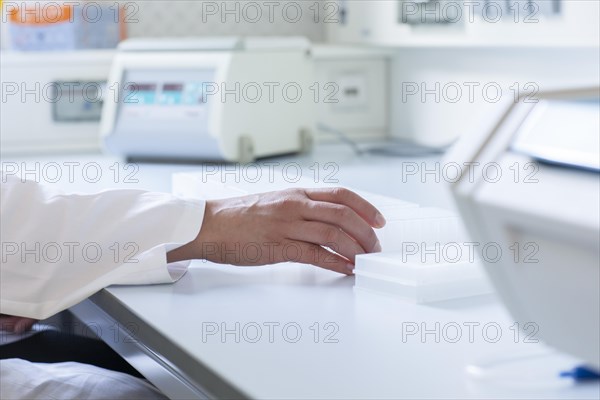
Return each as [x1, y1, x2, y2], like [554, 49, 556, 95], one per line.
[511, 98, 600, 172]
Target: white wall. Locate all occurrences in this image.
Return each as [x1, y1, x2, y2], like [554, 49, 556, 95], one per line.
[390, 47, 600, 145]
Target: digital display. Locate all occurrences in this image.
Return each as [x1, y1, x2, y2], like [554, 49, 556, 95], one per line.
[52, 81, 105, 122]
[116, 69, 216, 136]
[123, 81, 208, 106]
[124, 83, 157, 105]
[163, 84, 184, 91]
[182, 83, 207, 105]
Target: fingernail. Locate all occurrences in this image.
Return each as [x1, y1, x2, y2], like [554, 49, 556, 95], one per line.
[373, 240, 382, 253]
[375, 213, 386, 228]
[346, 263, 355, 274]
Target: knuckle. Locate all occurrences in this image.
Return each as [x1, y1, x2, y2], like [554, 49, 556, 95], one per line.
[275, 198, 290, 211]
[306, 200, 320, 212]
[320, 226, 339, 244]
[332, 204, 349, 219]
[277, 194, 300, 209]
[330, 187, 349, 199]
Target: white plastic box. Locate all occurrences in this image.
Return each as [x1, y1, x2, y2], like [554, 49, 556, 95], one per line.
[355, 208, 493, 303]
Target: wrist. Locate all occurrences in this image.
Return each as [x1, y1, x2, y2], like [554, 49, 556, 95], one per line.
[191, 199, 218, 258]
[166, 200, 216, 263]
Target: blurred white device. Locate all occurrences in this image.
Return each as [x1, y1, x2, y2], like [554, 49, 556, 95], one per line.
[0, 51, 113, 154]
[448, 88, 600, 369]
[101, 37, 314, 162]
[311, 45, 392, 142]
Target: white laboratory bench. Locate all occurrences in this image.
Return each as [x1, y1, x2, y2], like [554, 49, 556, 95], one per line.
[3, 144, 599, 399]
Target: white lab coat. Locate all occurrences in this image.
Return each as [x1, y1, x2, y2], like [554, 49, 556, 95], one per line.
[1, 176, 206, 400]
[1, 175, 206, 320]
[0, 359, 168, 400]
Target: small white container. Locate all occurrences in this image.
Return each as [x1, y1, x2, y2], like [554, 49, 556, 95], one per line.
[378, 207, 469, 253]
[355, 208, 493, 303]
[354, 251, 493, 303]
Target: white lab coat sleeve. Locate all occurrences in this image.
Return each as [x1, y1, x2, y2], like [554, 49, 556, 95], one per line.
[0, 358, 168, 400]
[0, 176, 206, 320]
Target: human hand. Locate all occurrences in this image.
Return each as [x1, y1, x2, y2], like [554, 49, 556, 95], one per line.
[0, 314, 38, 333]
[168, 188, 385, 275]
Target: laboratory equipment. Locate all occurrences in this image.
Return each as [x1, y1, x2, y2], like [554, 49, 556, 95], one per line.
[101, 37, 314, 162]
[0, 51, 114, 154]
[510, 98, 600, 171]
[448, 87, 600, 369]
[311, 45, 391, 142]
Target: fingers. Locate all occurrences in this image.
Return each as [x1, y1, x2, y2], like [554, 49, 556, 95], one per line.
[0, 316, 37, 333]
[302, 201, 381, 253]
[305, 187, 386, 228]
[294, 241, 354, 275]
[290, 221, 365, 262]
